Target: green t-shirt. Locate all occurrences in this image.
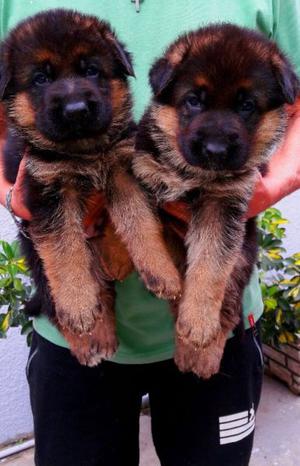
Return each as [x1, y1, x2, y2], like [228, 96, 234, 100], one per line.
[1, 0, 299, 363]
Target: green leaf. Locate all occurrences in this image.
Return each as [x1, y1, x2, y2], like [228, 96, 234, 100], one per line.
[13, 278, 24, 292]
[264, 297, 278, 310]
[0, 311, 12, 333]
[1, 242, 14, 260]
[21, 320, 33, 336]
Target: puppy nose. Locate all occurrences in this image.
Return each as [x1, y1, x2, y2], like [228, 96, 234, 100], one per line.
[63, 101, 88, 121]
[204, 141, 228, 157]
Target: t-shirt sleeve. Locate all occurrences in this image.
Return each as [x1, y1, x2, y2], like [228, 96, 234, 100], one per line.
[272, 0, 300, 76]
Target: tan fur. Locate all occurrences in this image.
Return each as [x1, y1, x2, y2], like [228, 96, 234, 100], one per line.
[29, 191, 101, 333]
[59, 308, 117, 365]
[194, 76, 211, 88]
[251, 108, 286, 165]
[107, 166, 182, 299]
[10, 92, 36, 127]
[175, 198, 243, 348]
[35, 49, 60, 64]
[111, 79, 128, 114]
[154, 105, 179, 138]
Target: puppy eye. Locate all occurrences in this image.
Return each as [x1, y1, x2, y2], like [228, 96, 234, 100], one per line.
[184, 94, 202, 110]
[238, 99, 256, 114]
[85, 65, 100, 77]
[33, 72, 51, 86]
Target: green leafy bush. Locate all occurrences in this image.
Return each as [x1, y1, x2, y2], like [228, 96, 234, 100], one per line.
[0, 240, 33, 343]
[257, 208, 300, 345]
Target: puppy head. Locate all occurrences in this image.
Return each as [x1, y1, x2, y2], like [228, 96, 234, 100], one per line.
[0, 9, 134, 153]
[149, 24, 299, 172]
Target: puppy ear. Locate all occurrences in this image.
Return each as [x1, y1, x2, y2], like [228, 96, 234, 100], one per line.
[103, 30, 135, 77]
[272, 54, 300, 104]
[149, 36, 191, 97]
[149, 58, 176, 96]
[0, 45, 11, 100]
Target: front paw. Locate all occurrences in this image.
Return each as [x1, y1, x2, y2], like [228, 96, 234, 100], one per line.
[61, 312, 118, 366]
[176, 309, 221, 348]
[139, 262, 182, 300]
[175, 330, 227, 379]
[56, 305, 99, 335]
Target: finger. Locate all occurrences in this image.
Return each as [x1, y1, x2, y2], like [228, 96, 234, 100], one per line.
[11, 186, 32, 221]
[10, 156, 31, 220]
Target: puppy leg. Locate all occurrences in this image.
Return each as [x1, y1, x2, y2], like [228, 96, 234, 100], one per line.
[175, 257, 251, 378]
[57, 238, 118, 366]
[176, 194, 247, 350]
[106, 167, 182, 300]
[175, 264, 243, 378]
[29, 193, 101, 335]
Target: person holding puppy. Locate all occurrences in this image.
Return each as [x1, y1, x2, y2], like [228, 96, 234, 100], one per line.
[1, 1, 300, 465]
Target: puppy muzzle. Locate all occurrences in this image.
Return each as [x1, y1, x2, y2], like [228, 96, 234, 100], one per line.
[37, 78, 112, 142]
[179, 111, 249, 171]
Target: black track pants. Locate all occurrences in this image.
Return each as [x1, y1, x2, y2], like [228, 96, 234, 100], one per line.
[27, 325, 263, 466]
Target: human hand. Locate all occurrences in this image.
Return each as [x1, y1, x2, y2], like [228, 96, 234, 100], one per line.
[10, 157, 32, 221]
[0, 140, 32, 221]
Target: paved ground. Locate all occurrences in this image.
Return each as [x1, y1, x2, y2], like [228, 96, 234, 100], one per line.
[1, 375, 300, 466]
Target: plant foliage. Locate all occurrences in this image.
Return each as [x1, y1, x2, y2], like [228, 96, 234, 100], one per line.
[257, 208, 300, 345]
[0, 240, 33, 344]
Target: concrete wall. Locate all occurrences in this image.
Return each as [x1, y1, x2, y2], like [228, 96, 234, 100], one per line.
[276, 190, 300, 255]
[0, 208, 33, 445]
[0, 190, 299, 445]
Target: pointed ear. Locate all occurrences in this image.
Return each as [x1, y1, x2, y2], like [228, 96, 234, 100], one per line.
[149, 37, 191, 97]
[0, 47, 11, 100]
[149, 58, 176, 96]
[103, 30, 135, 77]
[272, 53, 300, 104]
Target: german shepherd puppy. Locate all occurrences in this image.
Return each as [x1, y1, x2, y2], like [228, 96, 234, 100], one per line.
[133, 24, 299, 378]
[0, 9, 181, 365]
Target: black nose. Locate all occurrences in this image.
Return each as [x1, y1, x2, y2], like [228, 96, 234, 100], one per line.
[63, 101, 89, 121]
[203, 141, 228, 157]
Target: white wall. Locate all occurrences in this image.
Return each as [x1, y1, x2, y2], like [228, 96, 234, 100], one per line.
[0, 190, 299, 445]
[0, 208, 33, 445]
[276, 190, 300, 254]
[0, 328, 33, 444]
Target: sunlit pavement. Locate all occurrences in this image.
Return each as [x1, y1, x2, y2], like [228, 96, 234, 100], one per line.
[1, 375, 300, 466]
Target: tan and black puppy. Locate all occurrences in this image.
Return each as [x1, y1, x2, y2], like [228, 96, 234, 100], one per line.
[133, 24, 299, 378]
[1, 9, 181, 365]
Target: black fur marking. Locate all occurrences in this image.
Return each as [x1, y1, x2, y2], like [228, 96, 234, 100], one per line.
[3, 130, 25, 183]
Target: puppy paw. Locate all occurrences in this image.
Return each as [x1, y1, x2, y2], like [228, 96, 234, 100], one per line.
[61, 312, 118, 366]
[140, 263, 182, 300]
[175, 329, 227, 379]
[176, 311, 221, 348]
[56, 306, 99, 335]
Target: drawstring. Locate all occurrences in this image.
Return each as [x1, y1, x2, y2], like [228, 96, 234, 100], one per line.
[131, 0, 140, 13]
